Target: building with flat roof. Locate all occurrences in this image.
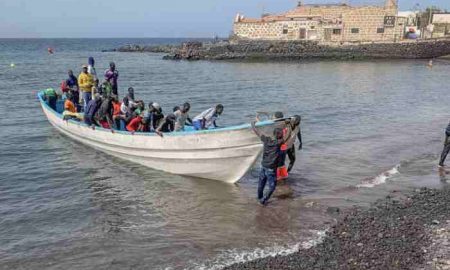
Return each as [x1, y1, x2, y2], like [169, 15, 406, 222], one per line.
[233, 0, 406, 43]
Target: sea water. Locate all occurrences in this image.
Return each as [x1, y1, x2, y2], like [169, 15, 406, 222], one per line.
[0, 38, 449, 270]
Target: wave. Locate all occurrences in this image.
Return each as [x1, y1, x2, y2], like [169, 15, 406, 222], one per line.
[356, 164, 400, 188]
[190, 230, 327, 270]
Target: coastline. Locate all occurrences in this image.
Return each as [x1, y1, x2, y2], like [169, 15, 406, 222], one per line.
[111, 38, 450, 61]
[223, 187, 450, 270]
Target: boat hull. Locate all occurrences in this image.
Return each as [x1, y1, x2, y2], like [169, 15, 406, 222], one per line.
[39, 94, 274, 183]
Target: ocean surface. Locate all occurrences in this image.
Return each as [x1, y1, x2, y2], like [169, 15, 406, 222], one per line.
[0, 38, 449, 270]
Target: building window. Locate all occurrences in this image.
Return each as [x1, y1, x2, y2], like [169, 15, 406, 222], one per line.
[311, 26, 315, 29]
[351, 28, 359, 34]
[377, 28, 385, 33]
[333, 29, 341, 35]
[283, 28, 288, 34]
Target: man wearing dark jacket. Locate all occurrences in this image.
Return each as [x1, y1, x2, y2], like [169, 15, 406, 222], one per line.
[252, 121, 290, 205]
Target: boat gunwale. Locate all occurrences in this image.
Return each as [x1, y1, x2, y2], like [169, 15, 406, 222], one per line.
[38, 90, 276, 137]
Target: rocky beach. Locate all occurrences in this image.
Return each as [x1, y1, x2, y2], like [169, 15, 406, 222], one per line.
[224, 187, 450, 270]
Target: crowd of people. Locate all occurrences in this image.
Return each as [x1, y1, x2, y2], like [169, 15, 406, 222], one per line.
[43, 57, 224, 137]
[42, 57, 306, 206]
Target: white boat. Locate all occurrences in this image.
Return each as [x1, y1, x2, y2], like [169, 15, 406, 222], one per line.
[38, 92, 283, 183]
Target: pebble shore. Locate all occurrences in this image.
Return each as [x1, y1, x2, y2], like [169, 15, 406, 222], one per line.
[224, 187, 450, 270]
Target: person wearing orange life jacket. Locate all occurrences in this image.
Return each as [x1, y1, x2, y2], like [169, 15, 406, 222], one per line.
[273, 112, 289, 181]
[272, 113, 303, 180]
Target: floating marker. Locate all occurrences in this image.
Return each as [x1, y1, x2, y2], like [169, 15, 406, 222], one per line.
[10, 63, 15, 68]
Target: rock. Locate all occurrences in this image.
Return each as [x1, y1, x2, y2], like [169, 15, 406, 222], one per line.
[223, 187, 450, 270]
[159, 38, 450, 61]
[305, 201, 315, 208]
[433, 220, 441, 225]
[327, 206, 340, 214]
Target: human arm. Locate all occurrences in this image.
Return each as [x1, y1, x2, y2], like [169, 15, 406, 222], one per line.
[297, 128, 303, 150]
[251, 121, 262, 137]
[255, 112, 270, 122]
[156, 121, 164, 137]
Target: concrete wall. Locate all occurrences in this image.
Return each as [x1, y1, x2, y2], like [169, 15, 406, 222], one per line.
[233, 5, 405, 43]
[233, 20, 321, 41]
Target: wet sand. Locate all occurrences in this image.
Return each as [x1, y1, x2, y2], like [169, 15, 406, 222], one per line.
[224, 186, 450, 270]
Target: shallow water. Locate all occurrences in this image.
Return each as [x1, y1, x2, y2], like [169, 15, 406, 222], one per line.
[0, 38, 449, 270]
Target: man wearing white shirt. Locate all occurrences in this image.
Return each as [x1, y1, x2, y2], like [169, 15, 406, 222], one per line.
[192, 104, 224, 130]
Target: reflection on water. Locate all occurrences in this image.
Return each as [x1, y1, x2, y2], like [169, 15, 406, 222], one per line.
[0, 39, 449, 269]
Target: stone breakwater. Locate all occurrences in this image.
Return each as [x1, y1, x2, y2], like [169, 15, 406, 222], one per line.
[104, 44, 179, 53]
[224, 187, 450, 270]
[157, 39, 450, 61]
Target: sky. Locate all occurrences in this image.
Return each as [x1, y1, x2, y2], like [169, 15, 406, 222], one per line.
[0, 0, 449, 38]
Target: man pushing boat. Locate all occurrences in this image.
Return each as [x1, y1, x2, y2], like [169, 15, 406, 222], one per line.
[251, 120, 292, 205]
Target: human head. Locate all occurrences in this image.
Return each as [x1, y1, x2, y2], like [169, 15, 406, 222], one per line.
[88, 57, 95, 66]
[273, 111, 284, 119]
[110, 62, 116, 71]
[215, 104, 224, 115]
[152, 102, 161, 112]
[68, 70, 74, 76]
[111, 94, 118, 103]
[181, 102, 190, 113]
[273, 127, 284, 140]
[173, 106, 180, 112]
[128, 87, 134, 99]
[292, 115, 301, 127]
[82, 65, 88, 73]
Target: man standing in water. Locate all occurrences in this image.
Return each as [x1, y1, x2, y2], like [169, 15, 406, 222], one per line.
[251, 121, 290, 205]
[439, 122, 450, 167]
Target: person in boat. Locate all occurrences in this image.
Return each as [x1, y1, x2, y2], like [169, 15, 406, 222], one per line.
[192, 104, 224, 130]
[84, 95, 102, 126]
[43, 88, 58, 111]
[122, 87, 137, 112]
[105, 62, 119, 95]
[126, 113, 145, 133]
[64, 70, 80, 111]
[78, 65, 95, 111]
[439, 121, 450, 167]
[174, 102, 192, 131]
[99, 80, 113, 98]
[156, 113, 176, 137]
[251, 121, 291, 206]
[88, 57, 98, 87]
[62, 92, 82, 121]
[144, 102, 164, 132]
[112, 95, 122, 130]
[96, 95, 115, 129]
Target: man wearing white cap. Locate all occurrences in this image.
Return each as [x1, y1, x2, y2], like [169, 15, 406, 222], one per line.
[78, 64, 94, 111]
